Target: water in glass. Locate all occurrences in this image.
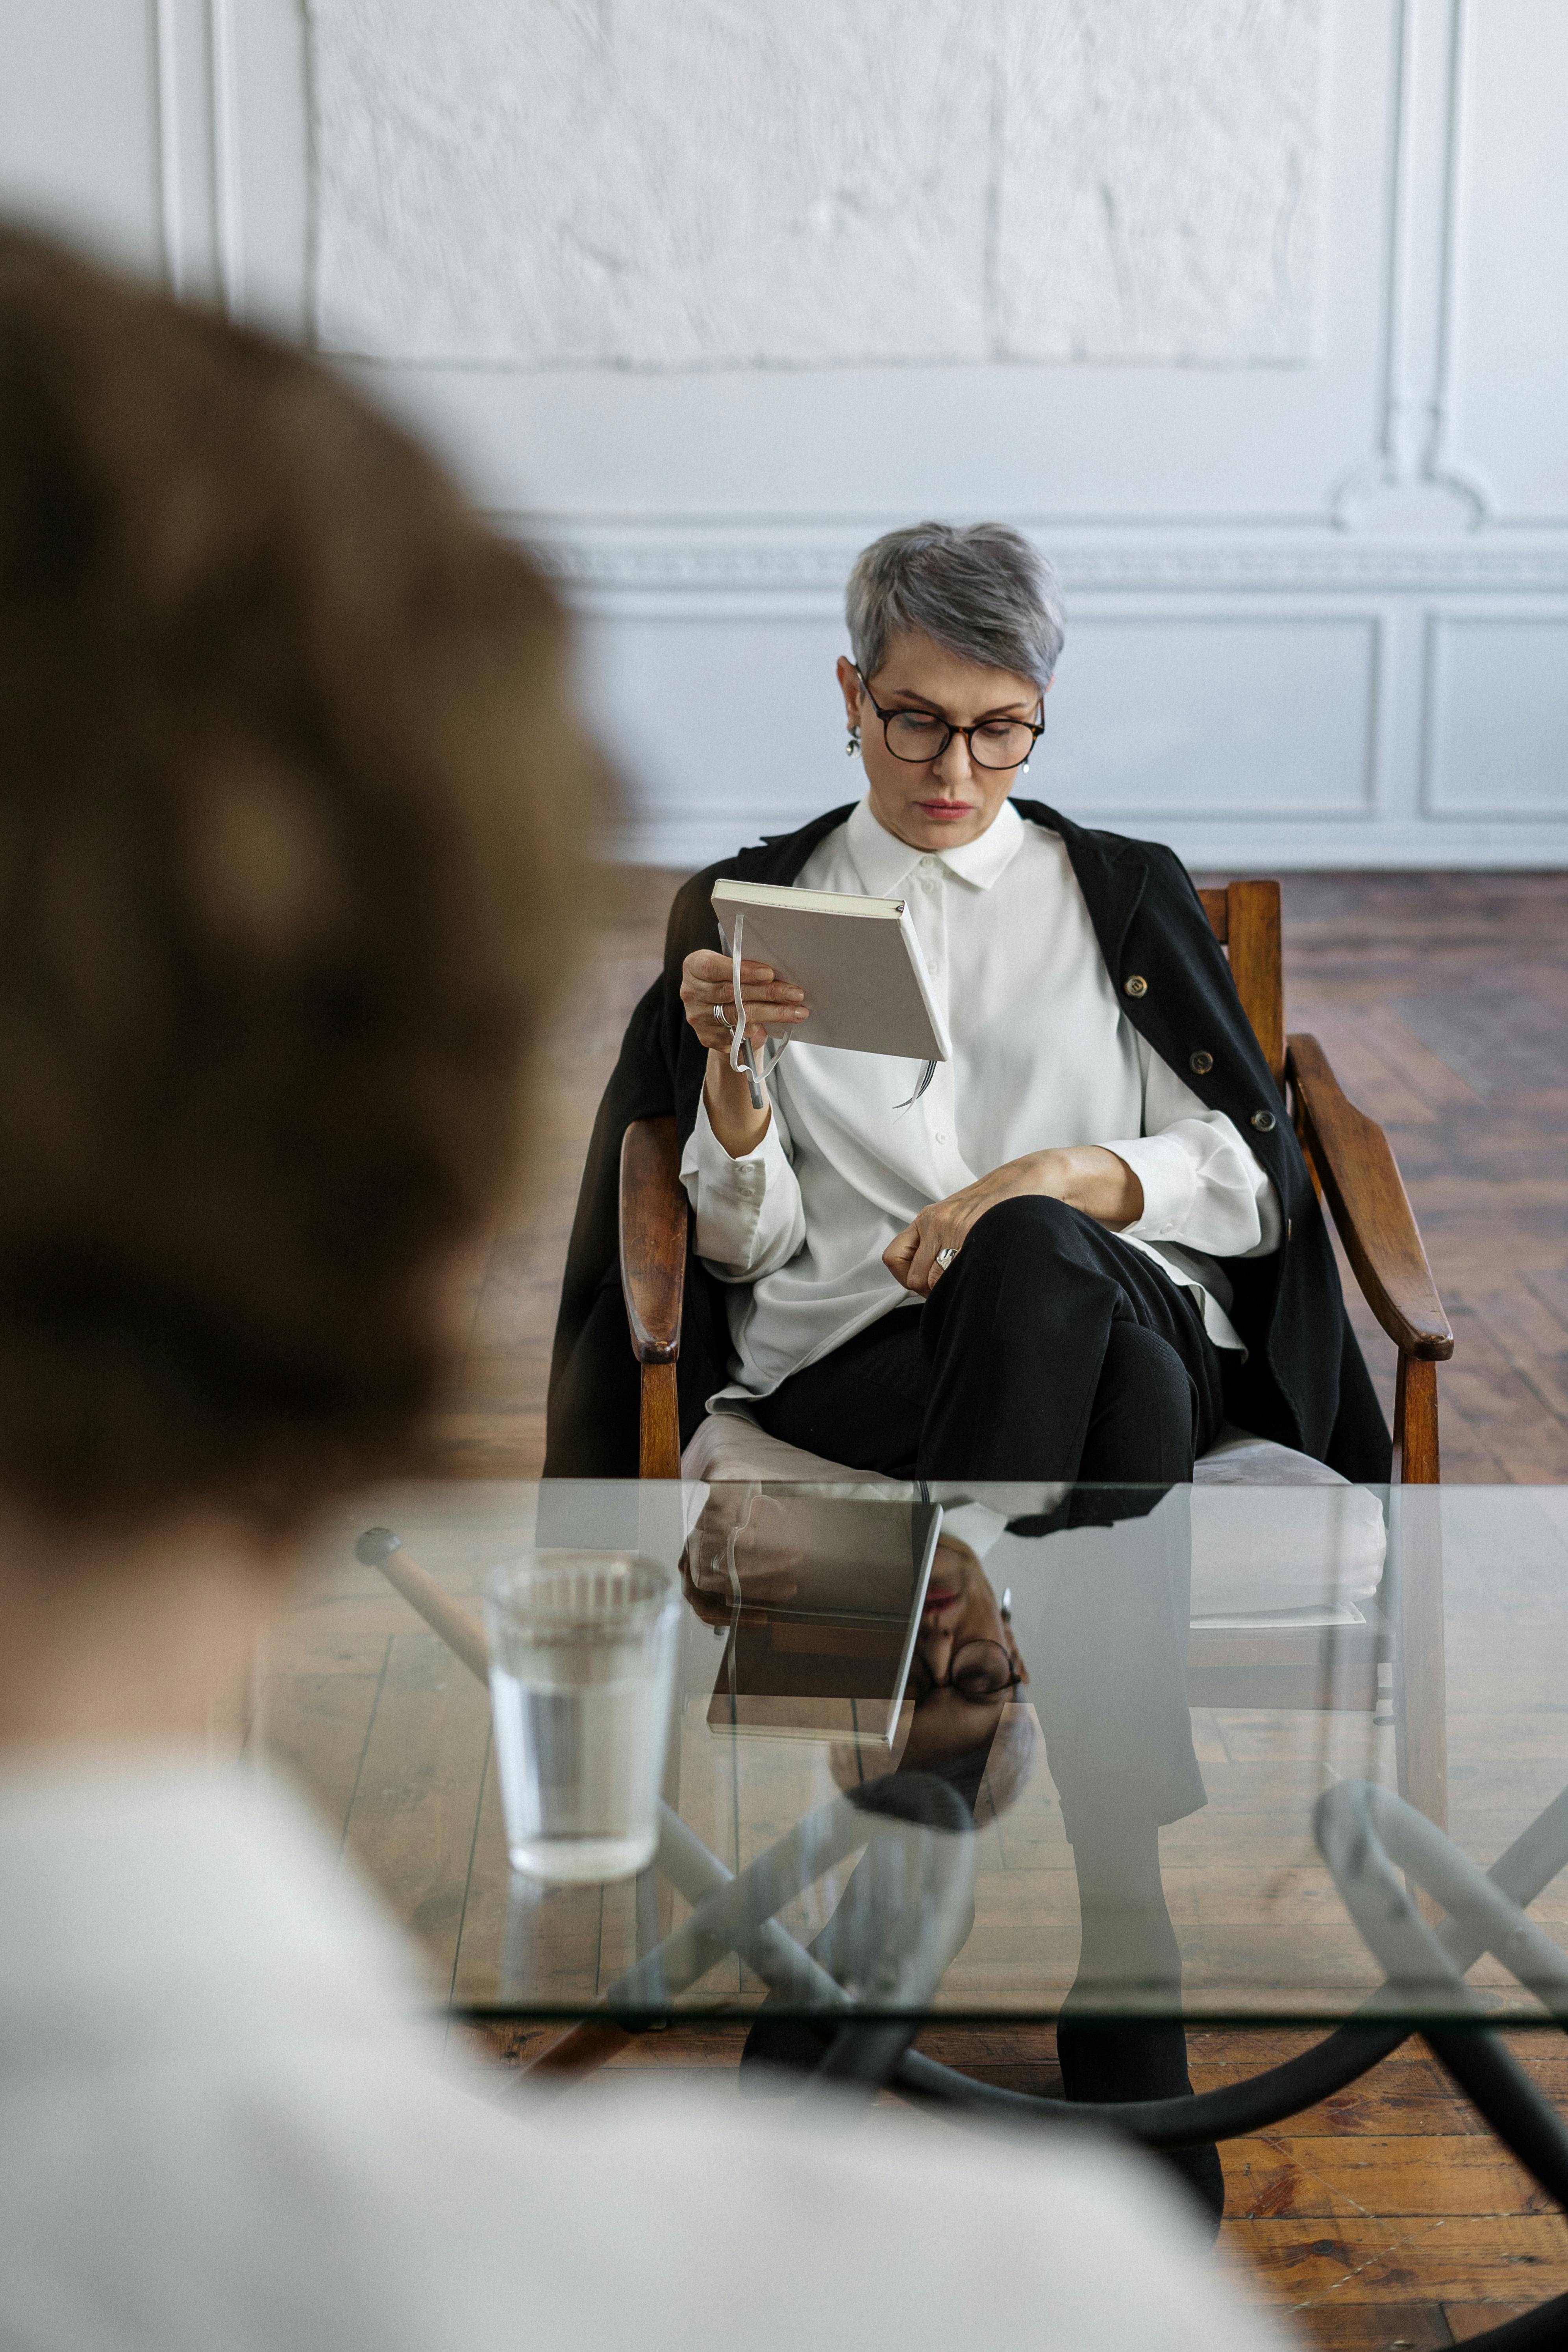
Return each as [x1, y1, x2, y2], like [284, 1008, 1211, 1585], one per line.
[485, 1553, 677, 1884]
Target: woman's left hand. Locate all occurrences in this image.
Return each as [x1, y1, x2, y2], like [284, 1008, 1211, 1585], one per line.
[883, 1146, 1144, 1297]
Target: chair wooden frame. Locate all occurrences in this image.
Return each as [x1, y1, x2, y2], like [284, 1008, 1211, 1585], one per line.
[619, 878, 1453, 1485]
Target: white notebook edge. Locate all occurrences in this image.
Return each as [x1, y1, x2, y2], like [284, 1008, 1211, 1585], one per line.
[896, 903, 953, 1063]
[713, 877, 905, 921]
[710, 878, 952, 1065]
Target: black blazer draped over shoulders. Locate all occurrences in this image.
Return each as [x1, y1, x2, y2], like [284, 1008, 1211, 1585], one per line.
[544, 800, 1391, 1483]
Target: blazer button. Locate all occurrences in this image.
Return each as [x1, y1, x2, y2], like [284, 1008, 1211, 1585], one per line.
[1250, 1109, 1276, 1132]
[1189, 1050, 1214, 1076]
[1123, 974, 1148, 998]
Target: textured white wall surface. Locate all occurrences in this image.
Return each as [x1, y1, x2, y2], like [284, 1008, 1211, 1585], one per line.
[6, 0, 1568, 867]
[311, 0, 1323, 369]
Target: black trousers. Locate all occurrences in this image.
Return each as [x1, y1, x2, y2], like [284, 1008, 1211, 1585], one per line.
[755, 1195, 1228, 1484]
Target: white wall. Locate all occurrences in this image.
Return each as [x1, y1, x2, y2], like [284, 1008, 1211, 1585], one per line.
[5, 0, 1567, 868]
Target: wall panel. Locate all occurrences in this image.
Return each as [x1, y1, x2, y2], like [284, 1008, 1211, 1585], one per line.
[0, 0, 162, 270]
[1044, 615, 1378, 820]
[575, 609, 854, 865]
[1424, 617, 1568, 818]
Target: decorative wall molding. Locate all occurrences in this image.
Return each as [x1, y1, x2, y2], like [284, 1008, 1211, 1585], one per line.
[1331, 0, 1492, 531]
[150, 0, 233, 311]
[208, 0, 243, 318]
[611, 809, 1568, 873]
[523, 527, 1568, 600]
[153, 0, 184, 293]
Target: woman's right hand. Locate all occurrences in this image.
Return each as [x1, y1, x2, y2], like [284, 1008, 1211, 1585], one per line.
[681, 948, 809, 1157]
[679, 948, 808, 1057]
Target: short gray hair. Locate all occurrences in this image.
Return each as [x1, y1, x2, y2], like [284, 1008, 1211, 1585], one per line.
[845, 522, 1065, 693]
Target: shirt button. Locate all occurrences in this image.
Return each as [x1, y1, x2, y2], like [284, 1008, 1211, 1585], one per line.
[934, 1131, 948, 1144]
[1250, 1109, 1276, 1132]
[920, 856, 936, 869]
[1189, 1050, 1214, 1075]
[1123, 974, 1148, 998]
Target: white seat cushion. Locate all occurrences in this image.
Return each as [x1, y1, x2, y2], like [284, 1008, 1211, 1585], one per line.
[680, 1409, 1387, 1622]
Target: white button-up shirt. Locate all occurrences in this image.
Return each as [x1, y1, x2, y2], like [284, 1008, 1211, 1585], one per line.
[0, 1750, 1283, 2352]
[682, 798, 1281, 1403]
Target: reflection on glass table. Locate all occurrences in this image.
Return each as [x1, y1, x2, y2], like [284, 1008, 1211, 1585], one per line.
[257, 1479, 1568, 2034]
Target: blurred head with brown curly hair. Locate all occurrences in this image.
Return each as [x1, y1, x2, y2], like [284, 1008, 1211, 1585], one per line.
[0, 226, 591, 1544]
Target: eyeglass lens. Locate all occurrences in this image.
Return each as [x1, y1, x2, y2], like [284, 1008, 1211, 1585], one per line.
[909, 1638, 1016, 1701]
[883, 711, 1036, 769]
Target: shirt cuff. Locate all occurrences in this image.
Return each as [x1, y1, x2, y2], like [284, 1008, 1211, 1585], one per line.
[689, 1093, 790, 1207]
[1106, 1134, 1198, 1243]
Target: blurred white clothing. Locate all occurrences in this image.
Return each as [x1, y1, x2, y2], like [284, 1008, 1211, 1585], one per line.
[0, 1753, 1292, 2352]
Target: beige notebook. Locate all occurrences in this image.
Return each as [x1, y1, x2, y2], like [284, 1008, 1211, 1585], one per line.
[711, 876, 951, 1062]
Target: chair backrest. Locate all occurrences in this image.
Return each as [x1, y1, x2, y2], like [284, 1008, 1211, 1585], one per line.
[1196, 880, 1285, 1088]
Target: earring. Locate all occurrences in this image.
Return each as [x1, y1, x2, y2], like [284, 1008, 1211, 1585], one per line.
[846, 727, 861, 757]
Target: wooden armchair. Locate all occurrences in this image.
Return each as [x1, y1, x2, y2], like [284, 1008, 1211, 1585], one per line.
[620, 878, 1453, 1486]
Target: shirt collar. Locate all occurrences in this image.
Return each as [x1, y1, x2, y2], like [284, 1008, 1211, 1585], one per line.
[844, 794, 1026, 898]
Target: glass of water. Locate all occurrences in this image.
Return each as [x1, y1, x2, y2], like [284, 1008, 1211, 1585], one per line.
[484, 1552, 679, 1885]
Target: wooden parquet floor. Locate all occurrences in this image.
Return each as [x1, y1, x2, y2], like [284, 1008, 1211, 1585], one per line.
[1274, 873, 1568, 1486]
[436, 866, 1568, 2345]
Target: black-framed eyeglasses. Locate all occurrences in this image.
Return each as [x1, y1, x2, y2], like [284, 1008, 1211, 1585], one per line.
[855, 667, 1044, 772]
[907, 1638, 1022, 1705]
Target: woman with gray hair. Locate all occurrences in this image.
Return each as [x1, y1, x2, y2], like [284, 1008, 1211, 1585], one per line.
[551, 517, 1386, 2219]
[549, 520, 1387, 1497]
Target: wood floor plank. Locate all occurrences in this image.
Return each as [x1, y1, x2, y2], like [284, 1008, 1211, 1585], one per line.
[257, 1654, 388, 1847]
[451, 1760, 611, 2009]
[1445, 2302, 1557, 2341]
[1298, 1011, 1441, 1128]
[1466, 1281, 1568, 1425]
[1359, 1006, 1489, 1115]
[1216, 2214, 1568, 2302]
[1432, 1305, 1568, 1483]
[1225, 2135, 1549, 2219]
[1284, 2303, 1454, 2348]
[1522, 1265, 1568, 1341]
[337, 1628, 493, 1986]
[1190, 2064, 1483, 2139]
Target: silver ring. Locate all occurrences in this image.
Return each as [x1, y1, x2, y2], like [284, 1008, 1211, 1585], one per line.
[934, 1246, 958, 1270]
[713, 999, 732, 1028]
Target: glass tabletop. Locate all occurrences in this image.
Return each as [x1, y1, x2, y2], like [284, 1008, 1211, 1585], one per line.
[261, 1478, 1568, 2030]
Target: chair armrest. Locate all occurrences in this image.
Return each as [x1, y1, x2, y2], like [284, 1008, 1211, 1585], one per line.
[1287, 1033, 1453, 1362]
[618, 1115, 688, 1365]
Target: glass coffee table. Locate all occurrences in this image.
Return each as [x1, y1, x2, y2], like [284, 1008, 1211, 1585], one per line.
[258, 1476, 1568, 2350]
[261, 1478, 1568, 2044]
